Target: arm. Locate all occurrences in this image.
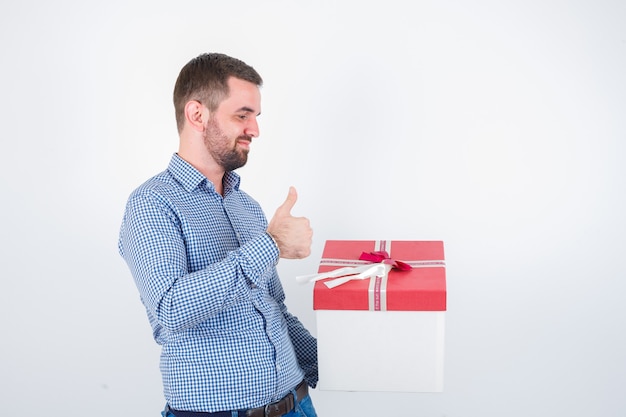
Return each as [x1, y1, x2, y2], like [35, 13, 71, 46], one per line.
[119, 189, 278, 333]
[268, 269, 319, 388]
[267, 187, 318, 385]
[285, 310, 318, 388]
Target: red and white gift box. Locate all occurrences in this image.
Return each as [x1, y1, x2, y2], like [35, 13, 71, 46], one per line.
[304, 240, 446, 392]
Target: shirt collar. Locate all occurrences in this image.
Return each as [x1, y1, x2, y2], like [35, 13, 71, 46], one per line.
[222, 170, 242, 196]
[168, 153, 241, 194]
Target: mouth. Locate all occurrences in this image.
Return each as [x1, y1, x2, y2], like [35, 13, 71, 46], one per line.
[237, 137, 252, 150]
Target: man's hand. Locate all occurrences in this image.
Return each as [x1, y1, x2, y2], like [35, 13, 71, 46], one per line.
[267, 187, 312, 259]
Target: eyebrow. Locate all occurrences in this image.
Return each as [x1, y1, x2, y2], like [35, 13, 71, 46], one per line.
[237, 106, 261, 116]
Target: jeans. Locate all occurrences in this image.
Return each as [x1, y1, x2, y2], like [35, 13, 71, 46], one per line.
[161, 394, 317, 417]
[284, 394, 317, 417]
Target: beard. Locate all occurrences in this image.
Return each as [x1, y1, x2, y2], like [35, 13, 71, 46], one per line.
[203, 117, 250, 172]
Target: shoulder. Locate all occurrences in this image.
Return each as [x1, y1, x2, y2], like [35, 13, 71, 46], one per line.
[124, 170, 185, 215]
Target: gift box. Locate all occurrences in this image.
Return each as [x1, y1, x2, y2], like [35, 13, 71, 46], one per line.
[307, 240, 446, 392]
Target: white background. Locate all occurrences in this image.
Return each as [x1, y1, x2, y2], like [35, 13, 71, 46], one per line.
[1, 1, 625, 416]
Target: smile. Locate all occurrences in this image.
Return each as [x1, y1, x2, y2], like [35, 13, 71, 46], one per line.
[237, 139, 251, 149]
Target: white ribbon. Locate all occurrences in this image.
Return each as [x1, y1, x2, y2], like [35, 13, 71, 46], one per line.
[297, 240, 445, 311]
[296, 262, 392, 289]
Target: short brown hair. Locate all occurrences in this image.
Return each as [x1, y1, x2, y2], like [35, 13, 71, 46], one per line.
[173, 53, 263, 133]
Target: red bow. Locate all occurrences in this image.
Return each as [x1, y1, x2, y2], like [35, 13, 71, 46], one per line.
[358, 251, 412, 271]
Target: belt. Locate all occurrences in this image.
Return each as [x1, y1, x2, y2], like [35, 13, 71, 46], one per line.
[169, 380, 308, 417]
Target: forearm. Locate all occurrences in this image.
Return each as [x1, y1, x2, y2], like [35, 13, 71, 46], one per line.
[149, 234, 279, 332]
[119, 192, 279, 333]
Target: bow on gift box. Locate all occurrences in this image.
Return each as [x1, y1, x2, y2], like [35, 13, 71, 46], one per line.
[296, 250, 412, 289]
[358, 251, 412, 271]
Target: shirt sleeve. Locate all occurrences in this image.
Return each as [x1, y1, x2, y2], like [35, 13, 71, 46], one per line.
[118, 189, 279, 333]
[267, 269, 319, 388]
[284, 310, 319, 388]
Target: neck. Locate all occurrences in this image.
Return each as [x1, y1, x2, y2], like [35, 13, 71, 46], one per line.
[178, 136, 225, 195]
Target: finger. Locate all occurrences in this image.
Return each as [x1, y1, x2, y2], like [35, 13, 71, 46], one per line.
[276, 186, 298, 216]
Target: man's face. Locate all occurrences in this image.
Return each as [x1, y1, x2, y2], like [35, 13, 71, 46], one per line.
[202, 77, 261, 172]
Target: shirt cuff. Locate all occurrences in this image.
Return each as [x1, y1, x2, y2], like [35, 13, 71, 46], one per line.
[263, 231, 280, 265]
[265, 231, 280, 258]
[238, 232, 280, 286]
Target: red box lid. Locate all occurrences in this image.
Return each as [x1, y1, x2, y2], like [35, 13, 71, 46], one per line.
[313, 240, 446, 311]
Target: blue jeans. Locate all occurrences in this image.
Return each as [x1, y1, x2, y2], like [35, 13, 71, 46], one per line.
[162, 394, 317, 417]
[284, 394, 317, 417]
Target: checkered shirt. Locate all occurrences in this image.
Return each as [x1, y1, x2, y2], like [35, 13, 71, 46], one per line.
[118, 154, 317, 412]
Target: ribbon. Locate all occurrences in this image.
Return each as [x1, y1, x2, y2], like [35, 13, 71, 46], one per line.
[295, 245, 413, 289]
[296, 241, 445, 311]
[358, 250, 412, 271]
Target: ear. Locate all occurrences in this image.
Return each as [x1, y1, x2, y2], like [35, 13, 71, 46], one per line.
[183, 100, 208, 132]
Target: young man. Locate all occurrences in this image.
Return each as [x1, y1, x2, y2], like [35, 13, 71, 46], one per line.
[118, 53, 318, 417]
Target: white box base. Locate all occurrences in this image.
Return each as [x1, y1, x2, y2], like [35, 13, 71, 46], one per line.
[316, 310, 445, 392]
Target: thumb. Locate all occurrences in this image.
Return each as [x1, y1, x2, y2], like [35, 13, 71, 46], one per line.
[276, 186, 298, 216]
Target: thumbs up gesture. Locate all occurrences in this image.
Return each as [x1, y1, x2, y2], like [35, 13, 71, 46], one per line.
[267, 187, 312, 259]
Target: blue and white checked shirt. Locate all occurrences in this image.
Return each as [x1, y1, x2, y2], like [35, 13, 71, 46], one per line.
[118, 154, 317, 412]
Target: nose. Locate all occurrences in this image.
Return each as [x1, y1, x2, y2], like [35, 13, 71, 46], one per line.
[244, 117, 259, 138]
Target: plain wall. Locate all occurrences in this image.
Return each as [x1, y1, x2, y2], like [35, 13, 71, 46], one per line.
[1, 1, 625, 416]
